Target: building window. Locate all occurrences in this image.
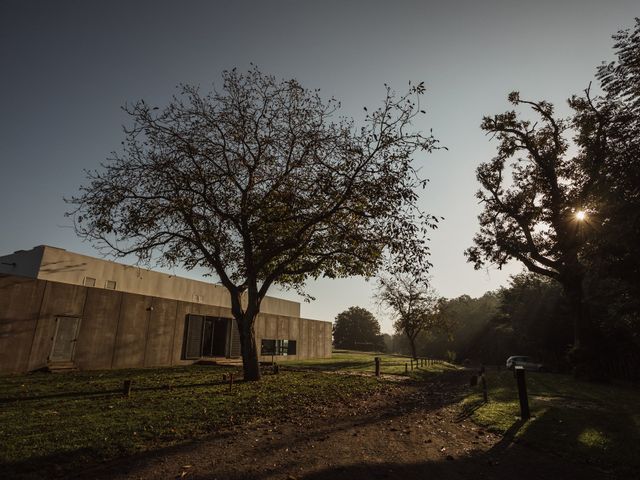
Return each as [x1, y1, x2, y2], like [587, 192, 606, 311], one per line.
[105, 280, 116, 290]
[261, 339, 276, 355]
[83, 277, 96, 287]
[261, 339, 297, 356]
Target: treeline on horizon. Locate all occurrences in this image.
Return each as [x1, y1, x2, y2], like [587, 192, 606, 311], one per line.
[383, 273, 581, 370]
[339, 268, 638, 379]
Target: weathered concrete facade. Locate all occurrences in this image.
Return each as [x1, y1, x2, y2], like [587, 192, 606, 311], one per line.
[0, 245, 300, 317]
[0, 247, 332, 374]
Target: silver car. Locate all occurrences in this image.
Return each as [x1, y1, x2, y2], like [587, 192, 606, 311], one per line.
[505, 355, 548, 372]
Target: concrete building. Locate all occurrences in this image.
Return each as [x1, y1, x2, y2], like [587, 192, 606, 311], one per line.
[0, 245, 332, 373]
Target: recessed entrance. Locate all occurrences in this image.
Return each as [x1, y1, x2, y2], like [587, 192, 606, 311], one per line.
[184, 315, 231, 359]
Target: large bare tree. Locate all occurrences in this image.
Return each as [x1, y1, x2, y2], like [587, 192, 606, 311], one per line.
[69, 67, 439, 380]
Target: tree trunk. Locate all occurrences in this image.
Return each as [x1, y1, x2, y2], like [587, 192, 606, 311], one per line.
[236, 312, 261, 381]
[407, 333, 417, 360]
[562, 273, 601, 379]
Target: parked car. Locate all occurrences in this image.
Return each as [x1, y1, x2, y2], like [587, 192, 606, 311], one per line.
[505, 356, 548, 372]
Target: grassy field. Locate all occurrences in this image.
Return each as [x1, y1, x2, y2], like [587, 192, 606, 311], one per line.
[0, 361, 384, 479]
[464, 369, 640, 475]
[3, 352, 638, 478]
[281, 349, 458, 378]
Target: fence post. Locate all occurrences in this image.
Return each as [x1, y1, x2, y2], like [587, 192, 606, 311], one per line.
[123, 379, 132, 397]
[481, 375, 488, 403]
[515, 366, 530, 420]
[229, 373, 234, 393]
[375, 357, 380, 377]
[405, 363, 408, 374]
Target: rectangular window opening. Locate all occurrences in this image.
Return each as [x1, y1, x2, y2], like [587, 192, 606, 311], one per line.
[260, 339, 297, 356]
[83, 277, 96, 287]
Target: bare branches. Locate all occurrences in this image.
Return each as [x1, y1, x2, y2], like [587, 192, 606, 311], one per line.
[466, 93, 583, 279]
[68, 66, 438, 314]
[377, 272, 444, 358]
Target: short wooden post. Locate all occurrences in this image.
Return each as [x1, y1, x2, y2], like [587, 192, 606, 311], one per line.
[374, 357, 380, 377]
[481, 375, 488, 403]
[229, 373, 234, 393]
[515, 366, 530, 420]
[405, 363, 408, 374]
[411, 359, 414, 370]
[273, 362, 279, 374]
[123, 379, 132, 397]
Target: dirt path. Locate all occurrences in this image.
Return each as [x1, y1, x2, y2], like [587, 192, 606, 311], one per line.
[80, 371, 614, 480]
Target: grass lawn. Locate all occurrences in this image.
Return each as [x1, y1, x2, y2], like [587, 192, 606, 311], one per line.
[463, 369, 640, 475]
[281, 349, 459, 379]
[0, 363, 383, 479]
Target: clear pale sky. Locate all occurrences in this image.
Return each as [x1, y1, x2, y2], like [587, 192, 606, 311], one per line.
[1, 1, 638, 333]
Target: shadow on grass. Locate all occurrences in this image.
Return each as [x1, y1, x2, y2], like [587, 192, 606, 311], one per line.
[189, 417, 611, 480]
[454, 398, 485, 423]
[0, 379, 242, 404]
[514, 403, 640, 476]
[282, 360, 376, 371]
[2, 370, 468, 480]
[3, 369, 632, 480]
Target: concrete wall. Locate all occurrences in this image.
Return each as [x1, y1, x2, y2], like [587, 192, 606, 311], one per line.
[0, 248, 44, 278]
[0, 245, 300, 318]
[0, 274, 331, 373]
[254, 314, 331, 362]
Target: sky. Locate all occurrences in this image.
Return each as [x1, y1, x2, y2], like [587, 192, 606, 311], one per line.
[1, 0, 638, 333]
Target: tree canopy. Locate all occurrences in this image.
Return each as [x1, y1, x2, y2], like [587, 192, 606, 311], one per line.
[333, 306, 384, 351]
[69, 67, 439, 380]
[466, 19, 640, 376]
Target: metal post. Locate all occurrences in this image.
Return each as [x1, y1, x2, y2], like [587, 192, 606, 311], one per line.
[481, 375, 488, 403]
[123, 379, 132, 397]
[515, 366, 530, 420]
[405, 363, 408, 374]
[375, 357, 380, 376]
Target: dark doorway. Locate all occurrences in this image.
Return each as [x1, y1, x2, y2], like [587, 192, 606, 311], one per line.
[212, 318, 228, 356]
[202, 317, 215, 356]
[185, 315, 230, 359]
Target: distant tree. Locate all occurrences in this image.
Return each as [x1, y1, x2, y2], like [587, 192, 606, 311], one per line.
[421, 292, 499, 360]
[494, 273, 572, 364]
[377, 273, 445, 359]
[333, 307, 384, 351]
[69, 67, 439, 381]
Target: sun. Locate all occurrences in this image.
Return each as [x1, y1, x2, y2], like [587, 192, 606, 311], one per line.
[575, 210, 587, 221]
